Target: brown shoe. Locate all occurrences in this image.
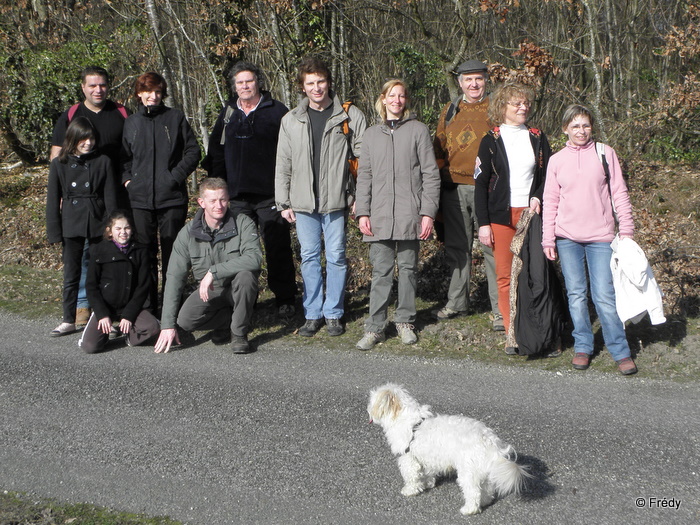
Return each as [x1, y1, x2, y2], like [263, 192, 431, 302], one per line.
[617, 357, 638, 375]
[75, 308, 91, 329]
[572, 352, 590, 370]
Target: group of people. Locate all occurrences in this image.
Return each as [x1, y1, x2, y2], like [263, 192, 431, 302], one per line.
[45, 57, 641, 374]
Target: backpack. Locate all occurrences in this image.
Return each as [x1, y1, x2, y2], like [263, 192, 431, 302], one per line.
[341, 101, 358, 180]
[67, 102, 128, 122]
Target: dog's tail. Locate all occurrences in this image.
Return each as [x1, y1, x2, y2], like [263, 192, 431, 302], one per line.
[489, 456, 531, 496]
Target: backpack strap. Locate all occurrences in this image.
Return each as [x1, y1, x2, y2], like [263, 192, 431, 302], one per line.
[219, 105, 236, 146]
[68, 102, 128, 121]
[444, 95, 463, 126]
[67, 103, 80, 122]
[596, 141, 617, 217]
[341, 101, 353, 136]
[114, 103, 128, 119]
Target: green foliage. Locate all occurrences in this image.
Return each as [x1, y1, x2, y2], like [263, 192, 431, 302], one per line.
[390, 44, 445, 128]
[645, 136, 700, 163]
[0, 39, 119, 158]
[0, 490, 183, 524]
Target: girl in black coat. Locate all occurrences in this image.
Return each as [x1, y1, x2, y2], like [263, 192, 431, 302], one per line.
[78, 211, 160, 353]
[46, 117, 116, 336]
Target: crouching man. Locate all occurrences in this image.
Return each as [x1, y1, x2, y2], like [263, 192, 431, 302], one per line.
[154, 177, 262, 354]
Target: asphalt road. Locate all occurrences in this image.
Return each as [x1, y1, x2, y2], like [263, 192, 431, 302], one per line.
[0, 312, 698, 524]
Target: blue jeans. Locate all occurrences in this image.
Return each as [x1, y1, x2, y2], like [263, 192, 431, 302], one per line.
[556, 239, 631, 361]
[295, 210, 347, 320]
[77, 239, 90, 309]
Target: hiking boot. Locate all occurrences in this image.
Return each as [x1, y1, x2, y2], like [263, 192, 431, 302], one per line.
[431, 306, 465, 320]
[278, 304, 296, 318]
[298, 318, 324, 337]
[356, 331, 385, 351]
[211, 329, 231, 345]
[572, 352, 591, 370]
[230, 334, 250, 354]
[492, 313, 505, 332]
[51, 322, 76, 337]
[396, 323, 418, 345]
[617, 357, 638, 375]
[75, 308, 91, 329]
[326, 318, 345, 336]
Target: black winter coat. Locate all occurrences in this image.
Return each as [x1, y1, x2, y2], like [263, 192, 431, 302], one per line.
[511, 212, 567, 355]
[46, 151, 117, 243]
[121, 104, 200, 210]
[474, 127, 551, 227]
[86, 239, 152, 323]
[203, 91, 288, 198]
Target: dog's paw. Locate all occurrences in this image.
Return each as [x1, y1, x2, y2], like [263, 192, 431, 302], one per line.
[460, 503, 482, 515]
[401, 484, 423, 497]
[422, 476, 436, 490]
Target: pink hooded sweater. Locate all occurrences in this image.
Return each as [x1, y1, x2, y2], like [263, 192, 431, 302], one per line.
[542, 140, 634, 248]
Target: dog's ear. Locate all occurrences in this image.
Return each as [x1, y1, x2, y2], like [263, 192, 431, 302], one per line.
[369, 388, 402, 421]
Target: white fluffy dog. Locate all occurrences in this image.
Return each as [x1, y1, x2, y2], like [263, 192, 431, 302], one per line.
[367, 383, 529, 515]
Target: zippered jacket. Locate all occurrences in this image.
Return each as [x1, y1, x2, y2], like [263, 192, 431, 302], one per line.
[160, 209, 262, 329]
[121, 104, 201, 210]
[355, 115, 440, 240]
[275, 94, 366, 213]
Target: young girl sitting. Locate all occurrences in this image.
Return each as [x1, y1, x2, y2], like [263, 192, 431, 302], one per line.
[46, 117, 117, 336]
[79, 211, 160, 353]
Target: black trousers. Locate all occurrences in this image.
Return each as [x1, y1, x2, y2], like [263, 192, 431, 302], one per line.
[62, 236, 99, 323]
[132, 205, 188, 308]
[230, 195, 297, 306]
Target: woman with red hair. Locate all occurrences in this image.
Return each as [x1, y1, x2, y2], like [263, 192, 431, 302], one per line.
[121, 72, 200, 312]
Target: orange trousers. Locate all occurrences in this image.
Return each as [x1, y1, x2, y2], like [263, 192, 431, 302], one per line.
[490, 207, 526, 332]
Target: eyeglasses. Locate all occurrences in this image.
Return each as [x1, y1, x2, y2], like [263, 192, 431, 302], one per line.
[508, 101, 531, 109]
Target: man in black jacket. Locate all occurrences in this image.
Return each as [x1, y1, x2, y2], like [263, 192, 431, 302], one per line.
[205, 62, 297, 318]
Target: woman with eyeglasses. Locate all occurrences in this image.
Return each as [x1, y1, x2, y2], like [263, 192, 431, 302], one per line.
[121, 72, 201, 312]
[474, 82, 552, 354]
[542, 104, 637, 375]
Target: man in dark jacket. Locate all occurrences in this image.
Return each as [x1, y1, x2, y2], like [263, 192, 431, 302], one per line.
[204, 62, 297, 318]
[154, 178, 262, 355]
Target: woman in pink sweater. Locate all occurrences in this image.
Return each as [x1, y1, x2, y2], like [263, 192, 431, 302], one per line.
[542, 104, 637, 375]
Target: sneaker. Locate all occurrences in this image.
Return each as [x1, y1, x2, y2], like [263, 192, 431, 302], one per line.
[505, 346, 519, 355]
[326, 318, 345, 337]
[431, 306, 465, 320]
[75, 308, 91, 329]
[278, 304, 296, 318]
[492, 313, 505, 332]
[356, 331, 385, 350]
[298, 318, 324, 337]
[50, 322, 76, 337]
[572, 352, 591, 370]
[211, 329, 231, 345]
[230, 334, 250, 354]
[396, 323, 418, 345]
[617, 357, 638, 375]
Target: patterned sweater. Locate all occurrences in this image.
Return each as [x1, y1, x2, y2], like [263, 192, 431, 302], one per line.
[433, 97, 491, 185]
